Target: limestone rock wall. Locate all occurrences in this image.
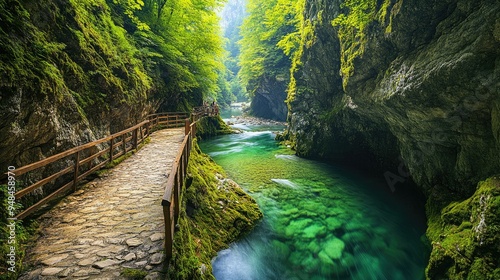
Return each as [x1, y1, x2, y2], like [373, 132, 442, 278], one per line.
[287, 0, 500, 277]
[0, 0, 154, 174]
[289, 0, 500, 197]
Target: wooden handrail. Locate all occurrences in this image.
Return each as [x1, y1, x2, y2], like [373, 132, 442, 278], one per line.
[8, 114, 189, 219]
[161, 105, 214, 259]
[5, 104, 217, 258]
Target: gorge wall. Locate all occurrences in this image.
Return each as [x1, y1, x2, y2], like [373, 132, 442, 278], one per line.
[287, 0, 500, 278]
[0, 0, 223, 176]
[0, 0, 151, 174]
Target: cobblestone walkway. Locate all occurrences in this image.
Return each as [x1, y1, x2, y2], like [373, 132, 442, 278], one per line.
[19, 128, 185, 280]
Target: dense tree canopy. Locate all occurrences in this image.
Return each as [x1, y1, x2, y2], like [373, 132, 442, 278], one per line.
[219, 0, 247, 104]
[118, 0, 227, 109]
[238, 0, 303, 101]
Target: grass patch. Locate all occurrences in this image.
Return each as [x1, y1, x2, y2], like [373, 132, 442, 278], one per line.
[122, 268, 148, 279]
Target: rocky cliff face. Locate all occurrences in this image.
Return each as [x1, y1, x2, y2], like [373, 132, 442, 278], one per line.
[287, 0, 500, 278]
[0, 0, 155, 174]
[249, 74, 288, 121]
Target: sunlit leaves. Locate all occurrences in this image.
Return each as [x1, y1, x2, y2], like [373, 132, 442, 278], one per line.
[239, 0, 302, 96]
[114, 0, 226, 104]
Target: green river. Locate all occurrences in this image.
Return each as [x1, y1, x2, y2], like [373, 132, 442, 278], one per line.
[200, 110, 429, 280]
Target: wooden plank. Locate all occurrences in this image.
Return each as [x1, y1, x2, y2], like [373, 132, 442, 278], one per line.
[13, 120, 150, 176]
[15, 165, 74, 199]
[77, 159, 108, 182]
[15, 180, 74, 220]
[79, 147, 110, 166]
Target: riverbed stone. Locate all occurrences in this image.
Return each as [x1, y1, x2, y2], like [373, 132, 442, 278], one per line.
[325, 217, 343, 231]
[302, 223, 327, 238]
[323, 237, 345, 260]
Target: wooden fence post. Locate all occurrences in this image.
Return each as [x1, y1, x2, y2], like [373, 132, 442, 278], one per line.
[133, 128, 138, 150]
[185, 119, 190, 135]
[122, 134, 126, 154]
[162, 202, 173, 259]
[173, 172, 180, 224]
[74, 151, 80, 191]
[109, 137, 114, 163]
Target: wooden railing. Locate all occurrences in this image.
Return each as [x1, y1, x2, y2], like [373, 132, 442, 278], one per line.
[161, 106, 215, 259]
[4, 104, 216, 258]
[7, 112, 189, 219]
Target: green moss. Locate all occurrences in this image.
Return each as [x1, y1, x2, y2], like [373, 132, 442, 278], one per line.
[121, 268, 148, 279]
[426, 176, 500, 279]
[0, 186, 38, 279]
[195, 116, 234, 139]
[168, 140, 262, 279]
[331, 0, 402, 89]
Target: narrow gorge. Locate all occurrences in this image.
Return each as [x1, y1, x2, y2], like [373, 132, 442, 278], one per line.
[245, 0, 500, 278]
[1, 0, 499, 279]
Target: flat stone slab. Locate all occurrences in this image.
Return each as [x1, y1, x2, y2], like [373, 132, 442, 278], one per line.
[126, 238, 143, 247]
[93, 259, 122, 269]
[41, 254, 69, 266]
[41, 267, 64, 276]
[18, 129, 183, 280]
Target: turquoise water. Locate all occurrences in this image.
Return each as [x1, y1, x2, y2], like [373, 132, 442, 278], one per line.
[200, 121, 429, 280]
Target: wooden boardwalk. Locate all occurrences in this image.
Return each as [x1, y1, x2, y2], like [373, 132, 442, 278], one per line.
[19, 128, 184, 280]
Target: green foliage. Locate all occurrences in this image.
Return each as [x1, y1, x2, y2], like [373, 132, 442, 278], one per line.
[220, 0, 247, 103]
[426, 177, 500, 279]
[0, 186, 38, 279]
[331, 0, 401, 89]
[238, 0, 302, 97]
[168, 140, 262, 279]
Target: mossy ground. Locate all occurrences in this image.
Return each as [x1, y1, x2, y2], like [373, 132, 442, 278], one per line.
[121, 268, 148, 279]
[167, 140, 262, 279]
[426, 176, 500, 279]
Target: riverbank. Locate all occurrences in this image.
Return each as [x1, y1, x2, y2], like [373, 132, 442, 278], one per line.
[225, 115, 286, 127]
[168, 140, 262, 279]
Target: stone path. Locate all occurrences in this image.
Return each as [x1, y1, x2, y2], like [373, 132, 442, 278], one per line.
[19, 128, 185, 280]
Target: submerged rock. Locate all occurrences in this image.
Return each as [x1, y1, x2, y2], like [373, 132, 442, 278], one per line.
[322, 237, 345, 260]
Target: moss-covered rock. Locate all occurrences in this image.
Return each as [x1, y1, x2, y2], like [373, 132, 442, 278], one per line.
[426, 176, 500, 279]
[195, 115, 234, 139]
[167, 140, 262, 279]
